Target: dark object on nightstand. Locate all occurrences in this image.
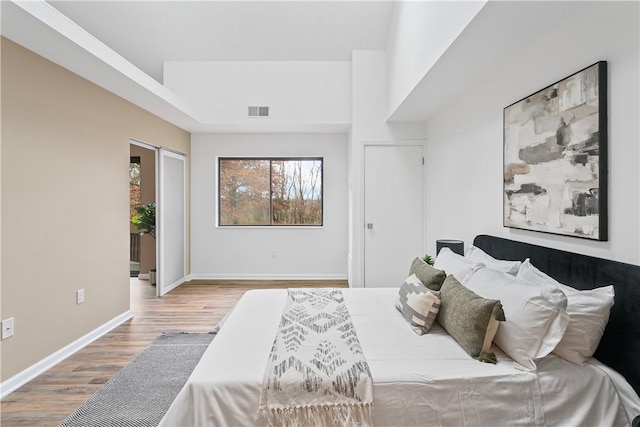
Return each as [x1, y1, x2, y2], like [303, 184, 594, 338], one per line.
[436, 239, 464, 256]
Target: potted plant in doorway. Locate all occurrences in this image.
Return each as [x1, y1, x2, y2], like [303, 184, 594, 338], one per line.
[131, 203, 156, 285]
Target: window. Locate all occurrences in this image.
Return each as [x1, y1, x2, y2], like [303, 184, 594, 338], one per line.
[218, 157, 323, 226]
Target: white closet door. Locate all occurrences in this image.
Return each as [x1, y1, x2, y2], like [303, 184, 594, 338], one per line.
[364, 144, 424, 287]
[157, 149, 187, 296]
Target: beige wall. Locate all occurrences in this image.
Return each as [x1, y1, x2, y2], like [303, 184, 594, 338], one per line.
[0, 38, 190, 381]
[130, 145, 156, 276]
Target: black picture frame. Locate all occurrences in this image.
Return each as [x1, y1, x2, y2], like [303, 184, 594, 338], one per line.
[503, 61, 608, 241]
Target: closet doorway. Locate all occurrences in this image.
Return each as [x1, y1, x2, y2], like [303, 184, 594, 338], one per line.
[130, 139, 188, 297]
[157, 148, 187, 296]
[363, 144, 424, 287]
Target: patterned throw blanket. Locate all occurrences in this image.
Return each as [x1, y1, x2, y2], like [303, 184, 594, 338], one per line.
[259, 289, 373, 427]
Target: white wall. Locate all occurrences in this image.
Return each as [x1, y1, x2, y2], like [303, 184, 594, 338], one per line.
[190, 133, 349, 279]
[386, 0, 485, 118]
[348, 50, 425, 287]
[424, 1, 640, 264]
[164, 61, 351, 129]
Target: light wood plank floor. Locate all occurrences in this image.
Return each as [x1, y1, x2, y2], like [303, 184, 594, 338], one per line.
[1, 278, 347, 426]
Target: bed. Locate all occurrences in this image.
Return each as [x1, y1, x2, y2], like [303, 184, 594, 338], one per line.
[160, 235, 640, 426]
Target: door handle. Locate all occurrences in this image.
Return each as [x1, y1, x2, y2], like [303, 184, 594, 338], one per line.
[367, 223, 373, 229]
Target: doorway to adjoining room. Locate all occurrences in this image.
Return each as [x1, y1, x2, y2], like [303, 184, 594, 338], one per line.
[130, 143, 157, 283]
[129, 155, 141, 277]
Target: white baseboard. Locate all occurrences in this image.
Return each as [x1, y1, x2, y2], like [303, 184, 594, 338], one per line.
[161, 277, 186, 294]
[0, 310, 133, 399]
[188, 274, 348, 281]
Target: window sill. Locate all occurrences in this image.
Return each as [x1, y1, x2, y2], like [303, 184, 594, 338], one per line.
[216, 225, 324, 230]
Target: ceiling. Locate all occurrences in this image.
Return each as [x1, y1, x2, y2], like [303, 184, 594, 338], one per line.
[2, 1, 602, 132]
[48, 1, 395, 84]
[1, 0, 394, 132]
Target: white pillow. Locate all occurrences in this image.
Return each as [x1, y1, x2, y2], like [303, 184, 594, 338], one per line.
[517, 259, 615, 365]
[434, 247, 484, 284]
[465, 245, 521, 275]
[465, 267, 569, 370]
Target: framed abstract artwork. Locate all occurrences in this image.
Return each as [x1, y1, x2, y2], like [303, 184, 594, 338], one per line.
[503, 61, 608, 241]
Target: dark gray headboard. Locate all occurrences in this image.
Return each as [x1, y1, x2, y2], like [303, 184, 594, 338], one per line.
[473, 235, 640, 398]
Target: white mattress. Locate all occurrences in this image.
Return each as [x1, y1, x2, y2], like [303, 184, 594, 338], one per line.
[160, 288, 640, 426]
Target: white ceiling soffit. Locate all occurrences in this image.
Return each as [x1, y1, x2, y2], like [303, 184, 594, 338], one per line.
[48, 0, 394, 83]
[387, 1, 591, 123]
[1, 1, 206, 131]
[2, 1, 392, 133]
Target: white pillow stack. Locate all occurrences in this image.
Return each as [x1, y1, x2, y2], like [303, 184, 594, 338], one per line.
[434, 247, 484, 284]
[465, 245, 522, 275]
[516, 259, 615, 365]
[432, 246, 616, 368]
[465, 267, 569, 370]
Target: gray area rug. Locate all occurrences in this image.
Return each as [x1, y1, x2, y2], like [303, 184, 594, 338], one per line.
[59, 332, 215, 427]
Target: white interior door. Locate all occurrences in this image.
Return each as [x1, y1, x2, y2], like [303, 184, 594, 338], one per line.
[364, 144, 423, 287]
[157, 149, 187, 296]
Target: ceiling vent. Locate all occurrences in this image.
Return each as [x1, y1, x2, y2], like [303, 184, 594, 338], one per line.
[248, 106, 269, 118]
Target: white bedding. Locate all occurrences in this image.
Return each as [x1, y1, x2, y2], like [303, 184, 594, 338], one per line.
[159, 288, 640, 426]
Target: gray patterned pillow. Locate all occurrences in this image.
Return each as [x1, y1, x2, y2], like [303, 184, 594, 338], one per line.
[396, 274, 441, 335]
[409, 257, 446, 291]
[436, 275, 506, 363]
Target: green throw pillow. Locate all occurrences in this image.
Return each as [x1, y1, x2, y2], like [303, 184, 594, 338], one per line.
[409, 257, 446, 291]
[436, 275, 506, 363]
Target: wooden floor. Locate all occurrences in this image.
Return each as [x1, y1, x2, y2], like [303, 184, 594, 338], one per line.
[0, 278, 347, 426]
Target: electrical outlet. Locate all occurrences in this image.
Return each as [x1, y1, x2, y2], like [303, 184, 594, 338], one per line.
[271, 250, 277, 259]
[76, 289, 85, 304]
[2, 317, 15, 340]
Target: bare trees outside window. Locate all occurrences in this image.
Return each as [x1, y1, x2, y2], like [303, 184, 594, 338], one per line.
[219, 158, 323, 226]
